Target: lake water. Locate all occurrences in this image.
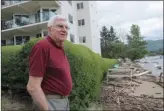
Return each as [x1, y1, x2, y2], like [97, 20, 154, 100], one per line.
[139, 55, 163, 76]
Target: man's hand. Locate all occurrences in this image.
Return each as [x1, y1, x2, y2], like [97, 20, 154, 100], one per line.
[27, 76, 49, 110]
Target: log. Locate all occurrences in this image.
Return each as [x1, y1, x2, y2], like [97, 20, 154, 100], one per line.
[132, 79, 142, 84]
[107, 71, 149, 78]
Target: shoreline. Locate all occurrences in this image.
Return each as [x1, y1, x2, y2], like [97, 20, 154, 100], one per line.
[136, 61, 164, 88]
[99, 59, 164, 110]
[138, 55, 163, 77]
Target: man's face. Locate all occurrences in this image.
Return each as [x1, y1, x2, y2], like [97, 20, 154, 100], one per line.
[49, 19, 69, 42]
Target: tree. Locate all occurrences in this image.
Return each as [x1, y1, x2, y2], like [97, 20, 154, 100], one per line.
[109, 26, 118, 42]
[110, 41, 127, 59]
[116, 28, 127, 43]
[100, 26, 126, 59]
[100, 26, 110, 58]
[126, 24, 148, 61]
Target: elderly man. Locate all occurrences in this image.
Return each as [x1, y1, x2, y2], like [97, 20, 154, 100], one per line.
[27, 15, 72, 110]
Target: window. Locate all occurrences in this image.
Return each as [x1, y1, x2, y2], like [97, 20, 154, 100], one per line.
[79, 36, 86, 43]
[14, 15, 30, 26]
[42, 9, 56, 21]
[10, 37, 14, 45]
[14, 15, 21, 26]
[50, 9, 56, 17]
[1, 20, 7, 30]
[68, 14, 73, 24]
[36, 33, 41, 38]
[35, 10, 40, 23]
[23, 36, 30, 44]
[16, 36, 23, 45]
[82, 19, 85, 25]
[21, 15, 29, 25]
[77, 3, 80, 9]
[50, 9, 56, 13]
[1, 40, 6, 46]
[81, 3, 83, 9]
[78, 20, 81, 26]
[70, 34, 75, 43]
[13, 36, 30, 45]
[68, 0, 72, 5]
[43, 31, 48, 36]
[77, 3, 83, 9]
[42, 9, 49, 21]
[1, 0, 5, 5]
[78, 19, 85, 26]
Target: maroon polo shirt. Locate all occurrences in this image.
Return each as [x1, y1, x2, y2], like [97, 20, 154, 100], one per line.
[29, 36, 72, 96]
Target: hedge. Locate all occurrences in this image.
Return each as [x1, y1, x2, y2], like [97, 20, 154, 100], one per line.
[2, 45, 22, 88]
[2, 45, 22, 65]
[2, 38, 117, 110]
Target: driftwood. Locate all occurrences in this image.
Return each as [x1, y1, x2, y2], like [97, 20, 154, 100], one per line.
[107, 71, 149, 79]
[101, 60, 163, 111]
[132, 79, 142, 84]
[99, 84, 164, 111]
[159, 72, 164, 82]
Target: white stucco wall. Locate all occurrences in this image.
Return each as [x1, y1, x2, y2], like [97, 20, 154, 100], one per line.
[60, 1, 78, 43]
[88, 1, 101, 55]
[76, 1, 93, 50]
[75, 1, 101, 54]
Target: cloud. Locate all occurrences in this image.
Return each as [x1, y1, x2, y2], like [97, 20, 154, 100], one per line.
[97, 1, 163, 40]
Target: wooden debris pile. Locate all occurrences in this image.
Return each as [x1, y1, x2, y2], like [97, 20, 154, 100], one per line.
[99, 85, 163, 111]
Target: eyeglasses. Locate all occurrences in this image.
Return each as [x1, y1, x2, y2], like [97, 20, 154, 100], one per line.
[55, 24, 70, 30]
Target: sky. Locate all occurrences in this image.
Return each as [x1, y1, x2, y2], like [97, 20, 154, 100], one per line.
[97, 1, 163, 41]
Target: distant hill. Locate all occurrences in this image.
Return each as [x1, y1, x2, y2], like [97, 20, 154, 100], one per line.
[146, 39, 163, 51]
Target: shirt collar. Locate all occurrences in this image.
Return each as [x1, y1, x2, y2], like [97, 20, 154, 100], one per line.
[46, 35, 64, 49]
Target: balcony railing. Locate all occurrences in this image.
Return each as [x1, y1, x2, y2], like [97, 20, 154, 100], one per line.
[1, 0, 61, 8]
[1, 0, 27, 8]
[2, 11, 56, 30]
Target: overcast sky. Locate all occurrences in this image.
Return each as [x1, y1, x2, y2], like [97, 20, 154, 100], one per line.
[97, 1, 163, 40]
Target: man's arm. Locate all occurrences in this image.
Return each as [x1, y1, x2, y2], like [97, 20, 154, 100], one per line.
[27, 76, 48, 110]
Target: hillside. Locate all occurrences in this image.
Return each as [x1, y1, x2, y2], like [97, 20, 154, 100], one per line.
[146, 39, 163, 51]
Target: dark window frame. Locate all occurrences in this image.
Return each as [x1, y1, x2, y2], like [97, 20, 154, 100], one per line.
[77, 3, 80, 9]
[70, 34, 75, 43]
[68, 0, 72, 5]
[36, 33, 42, 38]
[16, 36, 23, 45]
[79, 36, 86, 43]
[78, 19, 85, 26]
[68, 14, 73, 24]
[77, 2, 84, 9]
[1, 40, 6, 46]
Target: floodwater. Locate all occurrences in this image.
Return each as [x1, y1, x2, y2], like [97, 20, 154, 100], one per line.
[139, 55, 163, 76]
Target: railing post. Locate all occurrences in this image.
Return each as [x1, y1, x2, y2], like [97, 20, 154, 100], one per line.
[41, 30, 44, 38]
[14, 36, 16, 45]
[40, 8, 43, 22]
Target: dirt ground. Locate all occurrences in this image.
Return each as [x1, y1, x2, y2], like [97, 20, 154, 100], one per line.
[99, 75, 164, 111]
[1, 91, 33, 111]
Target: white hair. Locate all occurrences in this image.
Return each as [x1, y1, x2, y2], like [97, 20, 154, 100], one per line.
[47, 14, 68, 27]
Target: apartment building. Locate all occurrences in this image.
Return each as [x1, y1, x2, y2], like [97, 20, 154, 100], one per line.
[1, 0, 101, 55]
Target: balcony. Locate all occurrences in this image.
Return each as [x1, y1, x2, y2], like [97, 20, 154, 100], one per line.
[1, 0, 29, 8]
[2, 11, 56, 31]
[2, 0, 61, 9]
[1, 1, 61, 20]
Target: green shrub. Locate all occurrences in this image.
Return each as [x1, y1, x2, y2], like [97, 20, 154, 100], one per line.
[2, 37, 117, 110]
[2, 45, 22, 65]
[2, 45, 22, 89]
